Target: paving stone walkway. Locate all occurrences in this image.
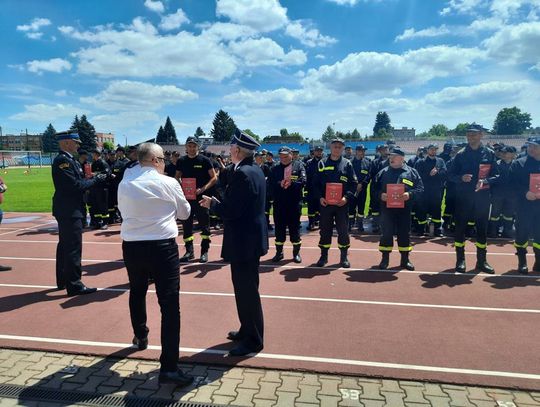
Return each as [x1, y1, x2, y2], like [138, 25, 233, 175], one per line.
[0, 349, 538, 406]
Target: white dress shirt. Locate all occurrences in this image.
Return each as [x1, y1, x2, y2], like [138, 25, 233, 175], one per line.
[119, 165, 191, 241]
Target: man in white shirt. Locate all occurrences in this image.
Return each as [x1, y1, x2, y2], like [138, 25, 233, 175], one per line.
[118, 142, 192, 387]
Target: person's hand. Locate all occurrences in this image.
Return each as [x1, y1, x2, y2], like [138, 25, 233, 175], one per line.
[430, 168, 438, 176]
[281, 179, 291, 189]
[199, 195, 212, 208]
[109, 174, 116, 179]
[526, 191, 538, 201]
[402, 192, 410, 201]
[196, 187, 205, 196]
[320, 197, 328, 207]
[475, 179, 486, 192]
[337, 197, 348, 207]
[462, 174, 473, 183]
[95, 173, 107, 183]
[381, 193, 388, 202]
[357, 184, 363, 192]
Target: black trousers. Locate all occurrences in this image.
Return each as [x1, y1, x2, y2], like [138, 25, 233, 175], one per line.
[55, 217, 85, 292]
[123, 238, 180, 372]
[108, 183, 119, 220]
[319, 204, 350, 249]
[231, 258, 264, 349]
[306, 191, 320, 222]
[273, 201, 301, 245]
[454, 192, 491, 248]
[88, 186, 109, 222]
[514, 202, 540, 252]
[416, 188, 443, 225]
[443, 185, 456, 225]
[490, 194, 515, 223]
[379, 207, 412, 252]
[182, 201, 210, 247]
[349, 187, 368, 219]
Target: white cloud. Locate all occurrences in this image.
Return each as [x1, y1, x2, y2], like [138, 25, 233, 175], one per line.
[91, 111, 160, 130]
[159, 9, 190, 31]
[483, 21, 540, 67]
[228, 37, 306, 66]
[395, 25, 451, 41]
[424, 81, 529, 105]
[54, 90, 68, 97]
[80, 80, 197, 111]
[440, 0, 486, 16]
[10, 104, 87, 121]
[364, 97, 419, 112]
[216, 0, 288, 32]
[27, 32, 43, 40]
[315, 54, 326, 59]
[16, 17, 51, 32]
[26, 58, 72, 74]
[285, 20, 337, 47]
[200, 22, 257, 41]
[224, 88, 316, 106]
[326, 0, 360, 5]
[144, 0, 165, 14]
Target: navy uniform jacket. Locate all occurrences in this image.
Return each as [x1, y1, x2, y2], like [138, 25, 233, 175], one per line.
[373, 164, 424, 209]
[447, 144, 499, 195]
[52, 151, 98, 219]
[509, 155, 540, 208]
[211, 156, 269, 262]
[305, 157, 322, 191]
[351, 157, 371, 186]
[491, 159, 514, 197]
[268, 160, 306, 204]
[414, 156, 447, 190]
[313, 156, 358, 202]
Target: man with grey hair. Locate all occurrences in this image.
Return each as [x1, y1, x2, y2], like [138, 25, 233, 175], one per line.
[119, 142, 193, 386]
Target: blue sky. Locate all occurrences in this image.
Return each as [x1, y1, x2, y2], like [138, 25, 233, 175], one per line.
[1, 0, 540, 145]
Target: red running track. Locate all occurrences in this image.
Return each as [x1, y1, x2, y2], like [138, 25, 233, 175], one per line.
[0, 212, 539, 390]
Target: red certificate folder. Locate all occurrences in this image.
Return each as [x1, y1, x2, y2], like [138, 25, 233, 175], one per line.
[83, 163, 92, 179]
[284, 164, 292, 180]
[325, 183, 343, 205]
[478, 164, 491, 190]
[530, 174, 540, 198]
[386, 183, 405, 208]
[182, 178, 197, 200]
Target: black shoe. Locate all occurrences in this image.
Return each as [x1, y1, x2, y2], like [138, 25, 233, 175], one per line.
[433, 228, 444, 237]
[100, 223, 108, 230]
[158, 370, 194, 387]
[476, 261, 495, 274]
[200, 252, 208, 263]
[271, 252, 284, 262]
[227, 330, 242, 341]
[267, 224, 274, 231]
[455, 260, 466, 273]
[227, 344, 263, 357]
[517, 251, 528, 275]
[307, 223, 315, 231]
[293, 254, 302, 263]
[371, 226, 380, 234]
[340, 250, 350, 268]
[400, 260, 415, 271]
[378, 252, 390, 270]
[67, 286, 97, 297]
[179, 252, 194, 262]
[56, 285, 65, 290]
[0, 265, 12, 271]
[132, 336, 148, 350]
[316, 255, 328, 267]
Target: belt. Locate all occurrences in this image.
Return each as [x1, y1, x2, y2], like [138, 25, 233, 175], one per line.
[123, 238, 176, 245]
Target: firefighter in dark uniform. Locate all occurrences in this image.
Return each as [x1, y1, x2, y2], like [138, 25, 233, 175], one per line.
[488, 146, 517, 238]
[313, 138, 358, 268]
[52, 131, 106, 296]
[439, 142, 455, 233]
[369, 145, 389, 233]
[263, 153, 275, 230]
[89, 149, 110, 229]
[414, 143, 447, 237]
[108, 149, 126, 223]
[373, 148, 424, 270]
[77, 149, 91, 227]
[175, 137, 217, 263]
[350, 145, 371, 232]
[509, 137, 540, 274]
[447, 125, 499, 273]
[268, 147, 306, 263]
[305, 146, 324, 230]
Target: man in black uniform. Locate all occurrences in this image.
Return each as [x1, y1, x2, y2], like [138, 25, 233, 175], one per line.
[509, 137, 540, 274]
[305, 146, 323, 230]
[291, 148, 301, 163]
[77, 149, 91, 227]
[414, 143, 447, 237]
[108, 149, 127, 223]
[52, 131, 106, 296]
[263, 153, 275, 230]
[89, 149, 110, 229]
[447, 125, 499, 273]
[350, 145, 371, 232]
[313, 138, 358, 268]
[373, 148, 424, 270]
[488, 146, 516, 238]
[175, 137, 217, 263]
[268, 147, 306, 263]
[199, 129, 268, 356]
[369, 144, 389, 233]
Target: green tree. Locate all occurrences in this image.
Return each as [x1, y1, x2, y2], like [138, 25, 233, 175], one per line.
[280, 128, 289, 138]
[428, 124, 449, 138]
[288, 131, 304, 142]
[162, 116, 178, 144]
[156, 126, 166, 143]
[373, 111, 391, 135]
[493, 106, 532, 135]
[243, 129, 260, 142]
[71, 114, 96, 152]
[211, 109, 237, 142]
[351, 128, 361, 140]
[41, 123, 58, 153]
[194, 126, 205, 140]
[321, 125, 335, 142]
[453, 122, 470, 138]
[103, 141, 115, 151]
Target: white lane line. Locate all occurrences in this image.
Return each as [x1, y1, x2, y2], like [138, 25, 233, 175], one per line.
[0, 238, 533, 257]
[0, 255, 538, 279]
[0, 334, 538, 381]
[1, 283, 538, 314]
[0, 221, 56, 237]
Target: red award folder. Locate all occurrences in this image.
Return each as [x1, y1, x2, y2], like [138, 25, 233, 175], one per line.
[478, 164, 491, 190]
[284, 164, 292, 180]
[182, 178, 197, 200]
[530, 174, 540, 198]
[325, 183, 343, 205]
[387, 184, 405, 208]
[83, 163, 92, 179]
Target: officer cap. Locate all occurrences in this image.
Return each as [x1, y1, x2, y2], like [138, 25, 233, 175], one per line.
[116, 146, 125, 153]
[466, 123, 488, 133]
[330, 137, 345, 145]
[291, 148, 299, 153]
[267, 152, 274, 157]
[314, 145, 324, 151]
[56, 131, 81, 143]
[501, 146, 517, 153]
[356, 145, 366, 151]
[345, 145, 352, 150]
[77, 149, 88, 156]
[389, 148, 405, 157]
[526, 136, 540, 145]
[278, 146, 292, 155]
[254, 151, 263, 157]
[443, 142, 455, 150]
[261, 149, 268, 154]
[185, 136, 199, 146]
[107, 149, 116, 154]
[126, 145, 137, 153]
[231, 128, 260, 150]
[91, 149, 101, 155]
[427, 143, 439, 150]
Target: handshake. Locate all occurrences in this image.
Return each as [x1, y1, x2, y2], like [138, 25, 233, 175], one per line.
[95, 173, 114, 183]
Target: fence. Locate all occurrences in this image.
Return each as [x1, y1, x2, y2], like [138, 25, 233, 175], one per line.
[0, 151, 55, 168]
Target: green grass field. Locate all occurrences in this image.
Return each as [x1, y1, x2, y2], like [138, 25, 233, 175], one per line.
[1, 167, 54, 212]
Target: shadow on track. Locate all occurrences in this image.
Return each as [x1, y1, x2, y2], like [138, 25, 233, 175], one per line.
[180, 262, 226, 278]
[344, 268, 399, 283]
[82, 261, 124, 276]
[483, 271, 540, 289]
[419, 269, 477, 288]
[60, 283, 129, 309]
[279, 265, 339, 282]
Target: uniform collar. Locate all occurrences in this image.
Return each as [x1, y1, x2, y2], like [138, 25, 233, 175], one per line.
[60, 150, 74, 159]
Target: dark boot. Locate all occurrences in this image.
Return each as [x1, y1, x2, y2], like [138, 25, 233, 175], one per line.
[487, 220, 499, 238]
[455, 246, 466, 273]
[339, 248, 350, 268]
[179, 242, 194, 262]
[307, 219, 315, 231]
[292, 244, 302, 264]
[533, 248, 540, 272]
[200, 239, 210, 263]
[433, 224, 444, 237]
[316, 247, 328, 267]
[400, 251, 415, 271]
[414, 223, 426, 236]
[356, 218, 364, 232]
[476, 248, 494, 274]
[378, 252, 390, 270]
[271, 245, 284, 262]
[348, 217, 355, 232]
[501, 219, 515, 239]
[371, 217, 380, 234]
[517, 248, 528, 275]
